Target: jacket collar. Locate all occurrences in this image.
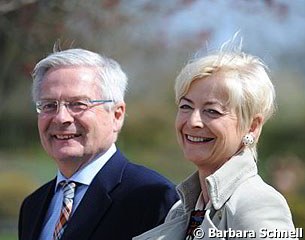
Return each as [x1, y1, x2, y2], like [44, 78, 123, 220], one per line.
[176, 172, 201, 212]
[177, 149, 257, 212]
[29, 180, 56, 240]
[61, 149, 128, 240]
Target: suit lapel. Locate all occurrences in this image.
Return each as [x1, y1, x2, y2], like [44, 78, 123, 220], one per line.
[62, 178, 112, 239]
[30, 180, 56, 240]
[62, 150, 128, 240]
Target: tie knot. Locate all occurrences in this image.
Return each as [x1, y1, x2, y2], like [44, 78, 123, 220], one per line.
[61, 181, 76, 199]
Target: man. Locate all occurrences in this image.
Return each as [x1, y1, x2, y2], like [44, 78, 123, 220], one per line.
[18, 48, 178, 240]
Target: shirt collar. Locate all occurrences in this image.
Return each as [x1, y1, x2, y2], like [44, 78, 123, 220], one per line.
[194, 192, 205, 210]
[55, 144, 117, 191]
[206, 148, 257, 209]
[177, 148, 257, 211]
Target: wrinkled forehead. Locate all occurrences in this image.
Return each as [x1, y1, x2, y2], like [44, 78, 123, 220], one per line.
[39, 66, 101, 99]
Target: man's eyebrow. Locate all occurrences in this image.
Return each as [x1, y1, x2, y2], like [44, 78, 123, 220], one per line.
[68, 96, 90, 100]
[40, 96, 91, 101]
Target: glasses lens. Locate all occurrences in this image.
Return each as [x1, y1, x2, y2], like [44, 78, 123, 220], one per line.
[68, 100, 89, 113]
[37, 101, 58, 114]
[36, 99, 109, 115]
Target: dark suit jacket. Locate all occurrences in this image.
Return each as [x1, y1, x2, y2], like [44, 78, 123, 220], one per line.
[18, 150, 179, 240]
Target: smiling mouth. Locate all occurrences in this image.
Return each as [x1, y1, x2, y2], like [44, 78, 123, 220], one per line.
[186, 135, 214, 143]
[53, 134, 81, 140]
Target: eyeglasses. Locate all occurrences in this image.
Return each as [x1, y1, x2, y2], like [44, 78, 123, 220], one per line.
[35, 99, 114, 115]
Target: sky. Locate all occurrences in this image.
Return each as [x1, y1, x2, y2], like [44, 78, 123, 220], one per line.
[122, 0, 305, 70]
[15, 0, 305, 103]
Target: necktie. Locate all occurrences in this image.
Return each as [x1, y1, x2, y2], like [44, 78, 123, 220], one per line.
[185, 210, 205, 240]
[53, 181, 76, 240]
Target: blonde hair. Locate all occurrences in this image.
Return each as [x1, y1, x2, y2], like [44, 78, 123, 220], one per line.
[175, 44, 276, 156]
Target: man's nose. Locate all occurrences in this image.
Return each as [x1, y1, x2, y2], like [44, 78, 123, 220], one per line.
[53, 103, 74, 124]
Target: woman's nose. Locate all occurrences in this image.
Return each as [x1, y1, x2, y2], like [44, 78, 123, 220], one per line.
[188, 109, 204, 128]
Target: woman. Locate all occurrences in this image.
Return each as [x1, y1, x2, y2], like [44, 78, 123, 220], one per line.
[134, 44, 298, 239]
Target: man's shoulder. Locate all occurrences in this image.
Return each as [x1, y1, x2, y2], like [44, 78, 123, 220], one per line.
[116, 157, 179, 202]
[22, 179, 55, 205]
[124, 161, 175, 187]
[111, 150, 175, 187]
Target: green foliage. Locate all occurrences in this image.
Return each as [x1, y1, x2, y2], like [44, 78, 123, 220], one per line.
[259, 121, 305, 160]
[0, 170, 38, 218]
[0, 115, 39, 149]
[0, 233, 16, 240]
[287, 195, 305, 230]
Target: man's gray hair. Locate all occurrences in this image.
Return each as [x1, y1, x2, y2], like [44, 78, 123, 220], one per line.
[32, 48, 128, 106]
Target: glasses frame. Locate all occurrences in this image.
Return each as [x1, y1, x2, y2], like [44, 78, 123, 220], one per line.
[35, 99, 114, 115]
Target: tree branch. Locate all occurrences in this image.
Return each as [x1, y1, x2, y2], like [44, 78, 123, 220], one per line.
[0, 0, 39, 14]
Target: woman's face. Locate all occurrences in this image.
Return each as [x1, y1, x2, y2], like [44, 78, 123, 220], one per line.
[175, 74, 245, 173]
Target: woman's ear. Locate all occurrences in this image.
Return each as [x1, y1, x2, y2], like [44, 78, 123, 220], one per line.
[249, 114, 264, 140]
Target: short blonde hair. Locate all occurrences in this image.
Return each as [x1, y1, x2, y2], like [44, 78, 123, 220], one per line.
[175, 47, 276, 156]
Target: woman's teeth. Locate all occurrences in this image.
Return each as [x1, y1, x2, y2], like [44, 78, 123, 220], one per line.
[187, 135, 213, 143]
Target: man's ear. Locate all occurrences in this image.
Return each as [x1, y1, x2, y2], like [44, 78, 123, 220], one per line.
[113, 102, 126, 132]
[249, 114, 264, 139]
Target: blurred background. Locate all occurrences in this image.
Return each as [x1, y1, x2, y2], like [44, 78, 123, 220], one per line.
[0, 0, 304, 239]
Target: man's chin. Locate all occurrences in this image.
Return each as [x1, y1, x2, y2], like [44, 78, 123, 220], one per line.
[51, 151, 84, 162]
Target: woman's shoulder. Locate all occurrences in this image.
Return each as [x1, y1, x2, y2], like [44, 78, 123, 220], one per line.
[230, 174, 288, 207]
[164, 200, 185, 222]
[224, 174, 295, 230]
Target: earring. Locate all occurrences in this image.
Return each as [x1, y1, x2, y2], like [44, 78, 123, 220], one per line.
[242, 133, 255, 146]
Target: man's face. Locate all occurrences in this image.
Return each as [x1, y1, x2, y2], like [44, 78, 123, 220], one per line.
[37, 66, 125, 172]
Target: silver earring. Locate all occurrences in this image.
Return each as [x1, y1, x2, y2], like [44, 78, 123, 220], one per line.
[242, 133, 255, 146]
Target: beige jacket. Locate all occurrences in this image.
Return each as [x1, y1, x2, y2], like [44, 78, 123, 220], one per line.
[134, 149, 298, 240]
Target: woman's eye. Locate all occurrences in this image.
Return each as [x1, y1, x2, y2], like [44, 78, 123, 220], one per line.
[179, 104, 192, 110]
[203, 109, 222, 117]
[207, 109, 219, 114]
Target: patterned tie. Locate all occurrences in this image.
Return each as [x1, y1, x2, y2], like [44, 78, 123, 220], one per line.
[53, 181, 76, 240]
[185, 210, 205, 240]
